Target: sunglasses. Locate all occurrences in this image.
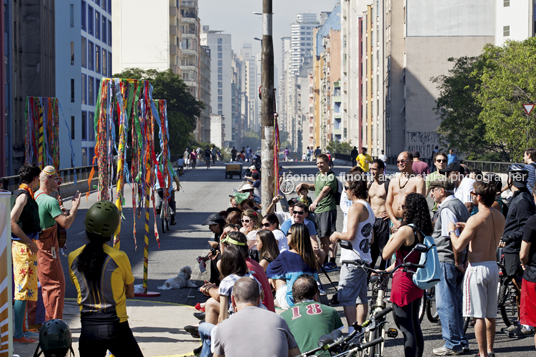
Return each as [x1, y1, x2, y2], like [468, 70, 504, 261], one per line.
[262, 223, 272, 228]
[397, 160, 408, 164]
[436, 159, 447, 163]
[344, 186, 350, 191]
[241, 219, 251, 223]
[293, 211, 305, 215]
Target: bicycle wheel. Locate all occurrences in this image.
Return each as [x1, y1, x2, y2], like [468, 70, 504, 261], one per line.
[418, 292, 426, 322]
[160, 205, 167, 233]
[281, 180, 295, 195]
[426, 287, 440, 323]
[499, 284, 519, 327]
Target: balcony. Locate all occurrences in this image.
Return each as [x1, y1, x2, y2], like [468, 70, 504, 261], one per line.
[170, 46, 178, 55]
[180, 65, 197, 73]
[169, 6, 178, 17]
[182, 48, 198, 56]
[181, 0, 197, 8]
[170, 26, 178, 37]
[181, 16, 196, 24]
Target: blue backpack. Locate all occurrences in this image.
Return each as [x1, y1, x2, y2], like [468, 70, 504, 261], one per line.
[408, 224, 441, 290]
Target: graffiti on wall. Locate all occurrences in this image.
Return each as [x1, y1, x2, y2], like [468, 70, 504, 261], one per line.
[406, 131, 440, 159]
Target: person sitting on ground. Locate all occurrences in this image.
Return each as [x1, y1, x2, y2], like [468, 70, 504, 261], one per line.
[262, 213, 289, 253]
[239, 183, 261, 209]
[226, 210, 242, 225]
[256, 229, 281, 271]
[238, 198, 256, 212]
[196, 245, 264, 357]
[266, 196, 299, 224]
[69, 201, 143, 357]
[281, 275, 343, 355]
[212, 277, 300, 357]
[240, 209, 262, 251]
[202, 213, 227, 285]
[229, 195, 240, 209]
[266, 223, 319, 310]
[382, 193, 432, 357]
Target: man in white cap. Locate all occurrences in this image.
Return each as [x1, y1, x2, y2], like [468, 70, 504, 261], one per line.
[35, 166, 80, 321]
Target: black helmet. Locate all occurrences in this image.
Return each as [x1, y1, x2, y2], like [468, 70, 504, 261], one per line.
[85, 201, 121, 237]
[485, 173, 503, 193]
[507, 164, 528, 185]
[33, 319, 73, 357]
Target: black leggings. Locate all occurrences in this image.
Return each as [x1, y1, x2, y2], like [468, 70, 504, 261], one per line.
[393, 299, 423, 357]
[79, 321, 143, 357]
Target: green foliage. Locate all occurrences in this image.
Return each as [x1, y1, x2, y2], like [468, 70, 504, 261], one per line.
[240, 130, 261, 151]
[326, 140, 352, 155]
[433, 37, 536, 162]
[477, 38, 536, 162]
[112, 68, 204, 155]
[279, 130, 290, 151]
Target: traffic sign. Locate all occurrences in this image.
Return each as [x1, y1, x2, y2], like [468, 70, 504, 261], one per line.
[523, 103, 535, 116]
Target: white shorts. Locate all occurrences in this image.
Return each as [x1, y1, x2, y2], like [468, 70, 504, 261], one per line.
[463, 261, 499, 318]
[275, 284, 290, 310]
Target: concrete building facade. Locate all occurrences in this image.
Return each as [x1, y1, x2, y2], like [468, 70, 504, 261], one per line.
[495, 0, 535, 46]
[239, 43, 259, 132]
[201, 27, 233, 146]
[210, 114, 223, 148]
[112, 0, 182, 76]
[290, 14, 318, 74]
[199, 45, 212, 142]
[56, 0, 112, 168]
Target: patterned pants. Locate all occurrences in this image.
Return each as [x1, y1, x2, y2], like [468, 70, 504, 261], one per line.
[12, 240, 38, 301]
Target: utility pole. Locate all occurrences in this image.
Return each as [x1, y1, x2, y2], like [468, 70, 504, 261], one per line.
[260, 0, 275, 215]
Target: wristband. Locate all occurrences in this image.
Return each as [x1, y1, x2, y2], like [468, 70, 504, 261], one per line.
[448, 230, 456, 235]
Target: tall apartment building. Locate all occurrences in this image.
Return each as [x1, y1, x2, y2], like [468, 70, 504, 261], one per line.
[231, 52, 246, 145]
[239, 43, 259, 132]
[56, 0, 112, 168]
[199, 45, 212, 142]
[6, 0, 55, 175]
[495, 0, 535, 46]
[201, 27, 233, 146]
[290, 14, 318, 74]
[279, 36, 291, 134]
[112, 0, 182, 75]
[297, 61, 314, 155]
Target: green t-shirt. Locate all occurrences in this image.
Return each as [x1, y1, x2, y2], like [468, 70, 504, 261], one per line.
[35, 190, 63, 230]
[314, 171, 338, 213]
[281, 301, 343, 356]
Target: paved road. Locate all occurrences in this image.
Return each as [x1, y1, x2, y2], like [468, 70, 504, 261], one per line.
[53, 160, 534, 356]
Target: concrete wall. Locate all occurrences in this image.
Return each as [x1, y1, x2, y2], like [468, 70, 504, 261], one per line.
[406, 0, 495, 37]
[210, 114, 223, 148]
[112, 0, 170, 72]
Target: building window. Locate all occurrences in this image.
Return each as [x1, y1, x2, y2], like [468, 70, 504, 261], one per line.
[102, 16, 106, 43]
[218, 74, 222, 80]
[96, 79, 100, 98]
[503, 25, 510, 36]
[218, 89, 222, 95]
[218, 96, 222, 102]
[95, 11, 100, 40]
[88, 112, 95, 140]
[71, 79, 75, 102]
[108, 20, 112, 46]
[108, 52, 112, 76]
[82, 111, 87, 140]
[88, 6, 94, 35]
[81, 74, 87, 104]
[218, 82, 222, 88]
[108, 0, 111, 14]
[81, 1, 86, 31]
[88, 41, 94, 70]
[218, 67, 222, 74]
[218, 38, 222, 44]
[218, 45, 222, 51]
[95, 0, 100, 6]
[102, 0, 106, 11]
[71, 116, 75, 140]
[95, 45, 100, 73]
[81, 37, 86, 67]
[218, 110, 222, 115]
[88, 76, 94, 105]
[102, 49, 107, 76]
[70, 42, 75, 65]
[218, 52, 222, 59]
[504, 0, 510, 6]
[218, 104, 222, 109]
[82, 148, 87, 165]
[70, 4, 74, 27]
[218, 60, 222, 66]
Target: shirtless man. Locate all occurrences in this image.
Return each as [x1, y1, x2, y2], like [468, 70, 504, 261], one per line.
[449, 181, 506, 357]
[368, 159, 390, 269]
[385, 151, 426, 232]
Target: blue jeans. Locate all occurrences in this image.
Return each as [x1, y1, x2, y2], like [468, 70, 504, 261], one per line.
[199, 322, 216, 357]
[436, 262, 468, 351]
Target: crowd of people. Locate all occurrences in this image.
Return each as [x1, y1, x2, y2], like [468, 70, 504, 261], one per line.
[9, 147, 536, 357]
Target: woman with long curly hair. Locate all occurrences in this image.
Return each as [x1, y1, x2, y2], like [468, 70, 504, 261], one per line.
[266, 223, 319, 309]
[256, 229, 280, 271]
[240, 209, 262, 250]
[382, 193, 433, 357]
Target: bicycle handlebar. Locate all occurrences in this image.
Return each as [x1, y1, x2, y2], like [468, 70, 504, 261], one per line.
[356, 337, 385, 352]
[373, 305, 393, 320]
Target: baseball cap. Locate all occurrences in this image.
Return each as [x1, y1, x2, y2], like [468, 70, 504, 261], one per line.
[440, 163, 465, 175]
[202, 213, 226, 226]
[428, 177, 455, 191]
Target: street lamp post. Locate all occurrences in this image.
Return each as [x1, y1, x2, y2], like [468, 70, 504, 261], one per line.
[259, 0, 275, 215]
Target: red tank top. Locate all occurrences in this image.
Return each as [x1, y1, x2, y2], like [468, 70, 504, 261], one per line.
[390, 238, 423, 307]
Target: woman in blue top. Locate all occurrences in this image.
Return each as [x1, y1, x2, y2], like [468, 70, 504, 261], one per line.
[266, 223, 319, 309]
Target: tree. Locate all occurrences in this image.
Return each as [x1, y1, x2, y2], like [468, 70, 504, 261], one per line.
[240, 130, 261, 151]
[112, 68, 204, 155]
[477, 38, 536, 162]
[326, 140, 352, 155]
[432, 56, 509, 161]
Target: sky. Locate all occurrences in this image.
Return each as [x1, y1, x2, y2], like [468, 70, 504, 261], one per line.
[198, 0, 339, 82]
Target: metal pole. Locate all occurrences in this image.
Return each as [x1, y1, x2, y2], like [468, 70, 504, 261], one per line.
[260, 0, 275, 215]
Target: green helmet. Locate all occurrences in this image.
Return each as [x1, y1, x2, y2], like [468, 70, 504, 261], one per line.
[38, 319, 72, 353]
[85, 201, 120, 237]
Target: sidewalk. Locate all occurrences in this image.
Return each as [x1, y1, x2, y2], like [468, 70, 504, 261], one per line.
[14, 299, 202, 357]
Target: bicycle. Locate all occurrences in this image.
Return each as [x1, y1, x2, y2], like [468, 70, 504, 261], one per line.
[418, 287, 439, 323]
[157, 188, 175, 234]
[300, 306, 393, 356]
[339, 240, 428, 357]
[280, 169, 295, 195]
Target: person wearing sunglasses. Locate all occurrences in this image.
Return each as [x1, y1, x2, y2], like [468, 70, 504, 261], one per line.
[386, 151, 426, 234]
[262, 213, 289, 253]
[240, 209, 263, 252]
[426, 152, 449, 213]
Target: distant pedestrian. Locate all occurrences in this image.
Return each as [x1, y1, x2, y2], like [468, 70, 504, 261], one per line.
[378, 150, 387, 164]
[447, 149, 458, 165]
[231, 147, 237, 162]
[411, 150, 430, 176]
[204, 147, 211, 169]
[351, 146, 358, 167]
[284, 148, 290, 161]
[190, 150, 197, 169]
[314, 146, 321, 159]
[357, 147, 372, 172]
[183, 148, 190, 169]
[212, 146, 218, 165]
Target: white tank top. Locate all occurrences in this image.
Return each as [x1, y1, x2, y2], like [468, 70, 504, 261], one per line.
[340, 199, 376, 264]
